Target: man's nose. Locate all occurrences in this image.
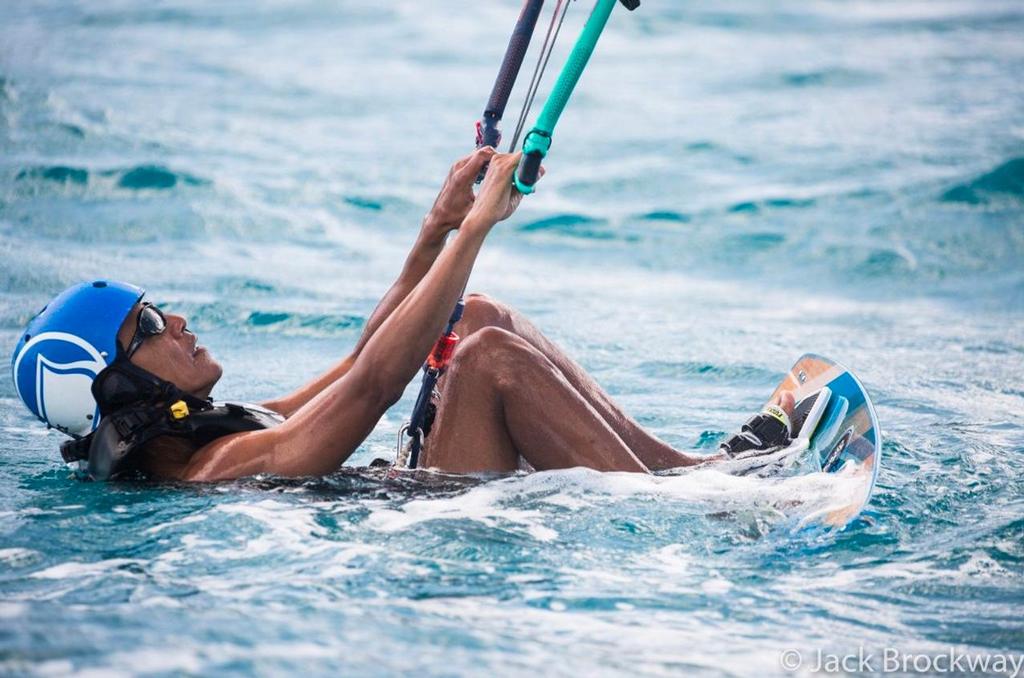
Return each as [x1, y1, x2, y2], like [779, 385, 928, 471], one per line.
[166, 313, 189, 337]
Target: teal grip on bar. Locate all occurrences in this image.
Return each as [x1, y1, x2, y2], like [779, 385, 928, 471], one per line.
[513, 0, 619, 193]
[514, 130, 552, 194]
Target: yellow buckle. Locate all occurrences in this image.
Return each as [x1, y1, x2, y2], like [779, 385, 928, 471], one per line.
[169, 400, 190, 420]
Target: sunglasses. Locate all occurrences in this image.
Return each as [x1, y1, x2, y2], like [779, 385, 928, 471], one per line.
[123, 303, 167, 359]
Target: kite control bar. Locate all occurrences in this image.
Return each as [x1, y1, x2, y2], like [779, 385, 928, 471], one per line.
[404, 1, 548, 469]
[402, 0, 640, 468]
[477, 0, 547, 152]
[515, 0, 640, 193]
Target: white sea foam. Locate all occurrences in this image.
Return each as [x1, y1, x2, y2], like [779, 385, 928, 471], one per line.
[700, 577, 733, 594]
[365, 462, 868, 550]
[959, 550, 1012, 579]
[88, 640, 344, 677]
[0, 547, 40, 567]
[30, 558, 144, 580]
[15, 659, 76, 677]
[366, 483, 561, 542]
[143, 512, 208, 535]
[1, 0, 1021, 672]
[136, 595, 183, 609]
[210, 499, 330, 559]
[0, 601, 28, 619]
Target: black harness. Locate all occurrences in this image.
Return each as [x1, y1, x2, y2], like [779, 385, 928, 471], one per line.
[60, 361, 283, 481]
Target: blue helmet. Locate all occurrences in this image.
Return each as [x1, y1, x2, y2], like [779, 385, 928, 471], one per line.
[11, 280, 144, 437]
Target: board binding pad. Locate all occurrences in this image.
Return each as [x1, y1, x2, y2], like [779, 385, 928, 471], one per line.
[721, 354, 882, 524]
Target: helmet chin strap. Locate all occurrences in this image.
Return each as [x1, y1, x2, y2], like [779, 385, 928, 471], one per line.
[59, 359, 213, 474]
[63, 358, 276, 481]
[92, 358, 209, 418]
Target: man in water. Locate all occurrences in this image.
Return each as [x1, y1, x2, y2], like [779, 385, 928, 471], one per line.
[13, 149, 795, 481]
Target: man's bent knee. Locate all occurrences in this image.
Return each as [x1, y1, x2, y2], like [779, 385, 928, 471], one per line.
[451, 326, 557, 396]
[453, 326, 531, 374]
[462, 293, 512, 333]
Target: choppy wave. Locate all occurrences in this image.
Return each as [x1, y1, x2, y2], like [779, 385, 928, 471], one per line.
[638, 360, 780, 384]
[726, 197, 816, 213]
[638, 210, 691, 223]
[777, 68, 876, 89]
[518, 213, 615, 239]
[15, 165, 88, 185]
[1, 0, 1023, 675]
[174, 302, 364, 337]
[941, 157, 1024, 205]
[13, 164, 209, 191]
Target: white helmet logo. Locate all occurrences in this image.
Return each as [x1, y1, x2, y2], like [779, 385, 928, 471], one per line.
[13, 331, 108, 436]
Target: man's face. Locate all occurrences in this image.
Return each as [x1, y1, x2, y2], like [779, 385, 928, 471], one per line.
[116, 302, 223, 398]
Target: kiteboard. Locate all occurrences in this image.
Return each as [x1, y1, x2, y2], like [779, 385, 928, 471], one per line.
[718, 354, 882, 526]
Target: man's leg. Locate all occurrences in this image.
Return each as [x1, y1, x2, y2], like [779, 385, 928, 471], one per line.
[455, 294, 698, 470]
[420, 327, 648, 474]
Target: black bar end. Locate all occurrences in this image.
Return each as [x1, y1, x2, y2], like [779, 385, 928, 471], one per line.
[517, 151, 544, 190]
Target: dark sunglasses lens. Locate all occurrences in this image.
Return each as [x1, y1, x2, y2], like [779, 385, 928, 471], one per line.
[138, 306, 166, 335]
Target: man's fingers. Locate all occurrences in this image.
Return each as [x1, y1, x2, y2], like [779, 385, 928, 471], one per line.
[452, 154, 474, 172]
[450, 148, 516, 184]
[469, 146, 497, 172]
[452, 146, 494, 174]
[456, 146, 497, 180]
[490, 151, 521, 176]
[473, 152, 522, 198]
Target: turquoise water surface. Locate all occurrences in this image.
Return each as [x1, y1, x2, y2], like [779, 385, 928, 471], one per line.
[2, 1, 1023, 675]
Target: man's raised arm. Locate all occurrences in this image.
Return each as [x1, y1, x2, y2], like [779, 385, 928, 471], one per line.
[262, 147, 497, 416]
[184, 152, 524, 480]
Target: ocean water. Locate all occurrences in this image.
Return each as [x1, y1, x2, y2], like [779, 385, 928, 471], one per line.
[1, 0, 1023, 675]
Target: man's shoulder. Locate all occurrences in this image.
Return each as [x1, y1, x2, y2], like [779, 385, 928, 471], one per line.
[180, 427, 276, 482]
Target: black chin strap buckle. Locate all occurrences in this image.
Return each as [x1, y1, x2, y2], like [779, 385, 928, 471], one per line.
[60, 435, 92, 463]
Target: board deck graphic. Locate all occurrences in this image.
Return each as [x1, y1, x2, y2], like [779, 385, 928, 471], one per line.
[719, 354, 882, 527]
[772, 353, 881, 524]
